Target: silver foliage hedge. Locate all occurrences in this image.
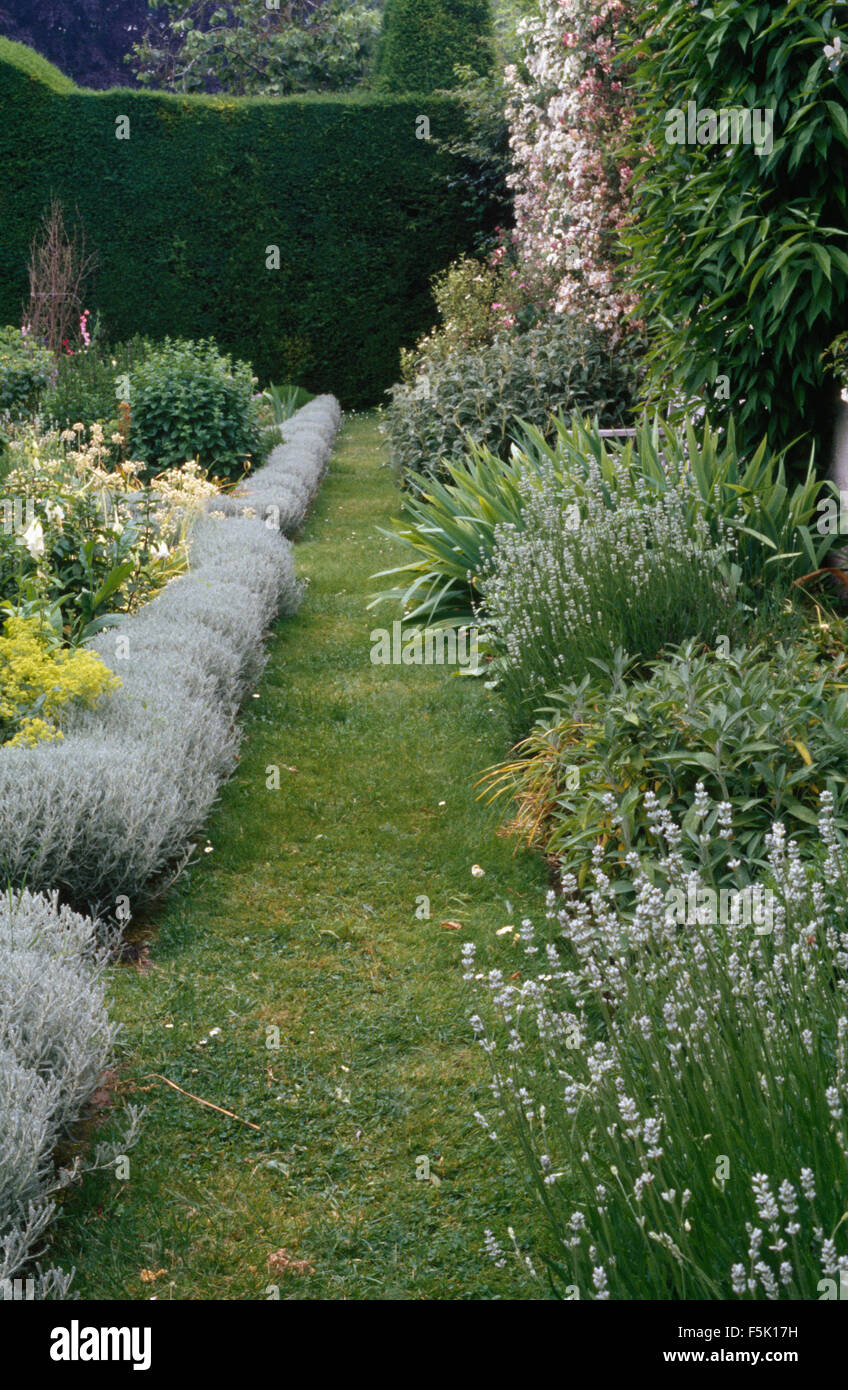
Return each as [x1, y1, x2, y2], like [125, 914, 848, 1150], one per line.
[0, 890, 117, 1299]
[0, 395, 341, 915]
[0, 395, 341, 1297]
[208, 394, 341, 533]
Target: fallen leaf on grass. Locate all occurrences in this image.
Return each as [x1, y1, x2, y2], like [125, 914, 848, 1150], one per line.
[267, 1249, 315, 1277]
[139, 1269, 167, 1284]
[441, 920, 463, 931]
[88, 1068, 120, 1110]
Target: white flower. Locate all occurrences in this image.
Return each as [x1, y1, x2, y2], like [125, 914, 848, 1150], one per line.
[152, 540, 170, 561]
[825, 36, 843, 72]
[45, 501, 65, 525]
[471, 864, 485, 878]
[21, 518, 45, 558]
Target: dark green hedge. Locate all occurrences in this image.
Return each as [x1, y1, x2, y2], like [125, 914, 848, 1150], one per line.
[0, 38, 484, 407]
[376, 0, 493, 94]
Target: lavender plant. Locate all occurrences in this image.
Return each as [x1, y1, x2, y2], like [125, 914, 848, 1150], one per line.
[480, 452, 738, 731]
[466, 791, 848, 1300]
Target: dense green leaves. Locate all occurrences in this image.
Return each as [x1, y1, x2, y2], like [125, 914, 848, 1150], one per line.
[384, 317, 642, 483]
[623, 0, 848, 469]
[490, 629, 848, 884]
[0, 326, 53, 418]
[130, 338, 260, 478]
[131, 0, 382, 96]
[376, 0, 493, 93]
[370, 439, 528, 626]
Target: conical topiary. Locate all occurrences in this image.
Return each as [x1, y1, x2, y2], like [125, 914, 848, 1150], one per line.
[376, 0, 492, 94]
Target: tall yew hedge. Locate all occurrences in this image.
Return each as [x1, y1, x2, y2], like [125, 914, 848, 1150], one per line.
[0, 38, 482, 406]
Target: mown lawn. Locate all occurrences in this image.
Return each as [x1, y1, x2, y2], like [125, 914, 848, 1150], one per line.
[49, 411, 548, 1301]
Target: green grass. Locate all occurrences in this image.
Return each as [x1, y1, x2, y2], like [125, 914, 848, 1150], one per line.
[48, 411, 547, 1301]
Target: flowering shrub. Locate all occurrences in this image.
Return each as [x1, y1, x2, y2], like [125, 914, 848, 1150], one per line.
[466, 791, 848, 1299]
[0, 421, 216, 644]
[129, 338, 261, 480]
[399, 256, 509, 377]
[517, 414, 832, 597]
[503, 0, 637, 332]
[0, 326, 54, 419]
[41, 335, 152, 442]
[0, 616, 120, 747]
[479, 447, 736, 731]
[0, 396, 340, 915]
[385, 317, 641, 483]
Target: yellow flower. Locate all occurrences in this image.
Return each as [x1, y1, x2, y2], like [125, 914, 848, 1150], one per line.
[0, 617, 121, 747]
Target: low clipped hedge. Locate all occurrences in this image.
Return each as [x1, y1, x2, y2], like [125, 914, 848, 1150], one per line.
[0, 395, 341, 915]
[0, 37, 484, 407]
[0, 394, 340, 1299]
[210, 391, 340, 531]
[0, 890, 117, 1300]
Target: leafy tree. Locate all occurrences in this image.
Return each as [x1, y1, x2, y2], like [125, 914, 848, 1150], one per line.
[376, 0, 492, 93]
[623, 0, 848, 471]
[130, 0, 382, 95]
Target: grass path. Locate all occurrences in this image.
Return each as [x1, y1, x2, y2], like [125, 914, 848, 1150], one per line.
[51, 412, 546, 1301]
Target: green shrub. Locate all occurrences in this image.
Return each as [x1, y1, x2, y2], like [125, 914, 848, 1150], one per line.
[0, 327, 53, 418]
[377, 0, 493, 93]
[488, 626, 848, 884]
[129, 339, 261, 479]
[0, 38, 484, 409]
[41, 337, 152, 433]
[624, 0, 848, 468]
[399, 255, 510, 379]
[385, 318, 643, 482]
[130, 0, 382, 96]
